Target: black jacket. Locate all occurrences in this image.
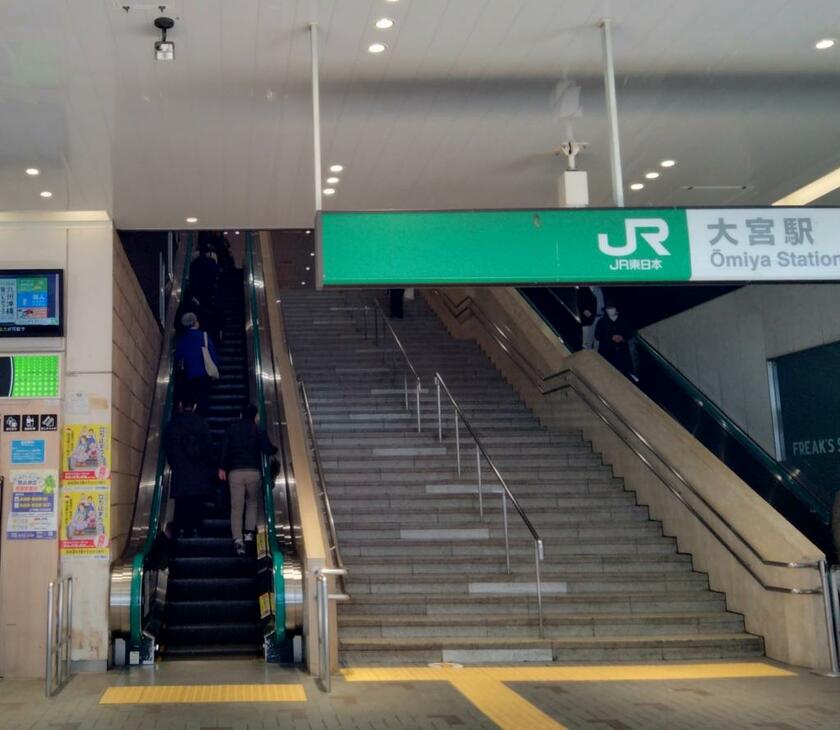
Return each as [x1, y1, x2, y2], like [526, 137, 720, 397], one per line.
[595, 315, 634, 374]
[164, 411, 216, 498]
[220, 420, 277, 472]
[576, 287, 598, 326]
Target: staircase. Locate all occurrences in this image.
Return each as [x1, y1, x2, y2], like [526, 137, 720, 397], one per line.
[282, 290, 763, 666]
[160, 269, 264, 659]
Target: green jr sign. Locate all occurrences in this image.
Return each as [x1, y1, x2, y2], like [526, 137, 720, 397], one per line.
[317, 207, 840, 287]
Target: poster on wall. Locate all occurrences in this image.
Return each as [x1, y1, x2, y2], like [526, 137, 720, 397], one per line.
[59, 484, 110, 558]
[61, 423, 110, 484]
[5, 469, 58, 540]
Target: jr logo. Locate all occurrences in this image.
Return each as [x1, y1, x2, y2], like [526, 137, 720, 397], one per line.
[598, 219, 671, 257]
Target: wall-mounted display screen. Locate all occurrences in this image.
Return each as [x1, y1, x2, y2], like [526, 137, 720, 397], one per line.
[0, 270, 63, 337]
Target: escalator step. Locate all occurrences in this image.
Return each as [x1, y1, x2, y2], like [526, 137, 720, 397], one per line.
[162, 643, 263, 659]
[166, 599, 260, 623]
[163, 623, 264, 645]
[170, 556, 258, 578]
[167, 577, 258, 601]
[172, 536, 237, 557]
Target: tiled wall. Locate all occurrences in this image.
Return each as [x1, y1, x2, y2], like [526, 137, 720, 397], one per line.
[110, 236, 162, 557]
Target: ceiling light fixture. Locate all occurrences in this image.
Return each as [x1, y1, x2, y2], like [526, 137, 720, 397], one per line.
[305, 230, 312, 234]
[645, 172, 660, 180]
[326, 176, 340, 184]
[306, 266, 311, 271]
[301, 281, 306, 286]
[330, 164, 344, 173]
[376, 18, 394, 29]
[39, 191, 53, 198]
[185, 217, 198, 223]
[815, 38, 836, 50]
[660, 159, 677, 168]
[154, 17, 175, 61]
[368, 43, 386, 54]
[774, 166, 840, 206]
[310, 252, 315, 257]
[323, 188, 336, 196]
[25, 168, 40, 176]
[630, 183, 645, 191]
[235, 231, 240, 235]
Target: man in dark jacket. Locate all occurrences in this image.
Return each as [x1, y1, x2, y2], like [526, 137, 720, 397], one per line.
[595, 301, 634, 377]
[164, 396, 216, 537]
[218, 403, 277, 555]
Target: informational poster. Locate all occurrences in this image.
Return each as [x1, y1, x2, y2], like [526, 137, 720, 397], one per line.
[62, 423, 110, 484]
[11, 439, 46, 464]
[5, 469, 58, 540]
[59, 484, 110, 558]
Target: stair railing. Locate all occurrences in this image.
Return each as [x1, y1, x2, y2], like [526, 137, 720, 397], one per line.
[371, 298, 422, 433]
[433, 372, 545, 638]
[431, 289, 840, 672]
[299, 377, 348, 596]
[45, 577, 73, 697]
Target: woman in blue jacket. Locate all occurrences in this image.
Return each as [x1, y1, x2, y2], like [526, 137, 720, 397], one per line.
[174, 312, 219, 416]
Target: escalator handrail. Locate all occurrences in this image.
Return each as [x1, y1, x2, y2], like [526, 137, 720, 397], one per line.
[533, 287, 831, 523]
[245, 234, 287, 639]
[109, 233, 193, 647]
[430, 289, 825, 584]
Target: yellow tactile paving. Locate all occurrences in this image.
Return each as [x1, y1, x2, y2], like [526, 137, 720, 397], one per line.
[342, 661, 793, 685]
[449, 675, 567, 730]
[341, 663, 794, 730]
[100, 684, 306, 704]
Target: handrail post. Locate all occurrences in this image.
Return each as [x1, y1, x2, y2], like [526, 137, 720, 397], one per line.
[476, 445, 483, 520]
[65, 578, 73, 684]
[455, 412, 461, 476]
[436, 376, 442, 442]
[416, 379, 422, 433]
[502, 492, 510, 574]
[534, 540, 544, 638]
[45, 581, 54, 697]
[818, 560, 840, 675]
[317, 573, 330, 692]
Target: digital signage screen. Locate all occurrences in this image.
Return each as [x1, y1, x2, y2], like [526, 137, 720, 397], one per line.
[0, 270, 64, 337]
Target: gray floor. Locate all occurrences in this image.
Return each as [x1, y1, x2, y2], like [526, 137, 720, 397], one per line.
[2, 659, 840, 729]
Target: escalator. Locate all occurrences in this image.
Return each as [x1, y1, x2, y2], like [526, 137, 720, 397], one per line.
[109, 234, 302, 663]
[521, 286, 835, 559]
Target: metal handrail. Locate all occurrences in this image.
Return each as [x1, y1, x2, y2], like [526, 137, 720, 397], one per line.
[371, 297, 422, 432]
[299, 377, 347, 595]
[46, 577, 72, 697]
[535, 287, 832, 522]
[432, 289, 840, 670]
[433, 372, 544, 637]
[316, 567, 350, 693]
[433, 290, 826, 578]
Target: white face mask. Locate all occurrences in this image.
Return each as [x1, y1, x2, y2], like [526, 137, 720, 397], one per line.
[606, 307, 618, 321]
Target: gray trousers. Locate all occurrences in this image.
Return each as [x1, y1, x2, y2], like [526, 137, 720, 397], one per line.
[229, 468, 261, 542]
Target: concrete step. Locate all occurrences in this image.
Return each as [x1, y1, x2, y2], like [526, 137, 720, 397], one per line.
[337, 634, 764, 666]
[338, 611, 747, 639]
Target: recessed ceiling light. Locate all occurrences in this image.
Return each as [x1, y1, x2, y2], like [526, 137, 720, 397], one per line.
[645, 172, 660, 180]
[185, 216, 198, 223]
[326, 176, 340, 184]
[235, 231, 240, 235]
[330, 164, 344, 173]
[324, 188, 336, 196]
[630, 183, 645, 191]
[306, 266, 311, 271]
[223, 231, 228, 235]
[305, 230, 312, 234]
[375, 18, 394, 30]
[385, 0, 399, 3]
[40, 191, 53, 198]
[310, 252, 315, 257]
[368, 43, 386, 54]
[301, 281, 306, 286]
[25, 168, 39, 176]
[815, 38, 836, 50]
[660, 159, 677, 168]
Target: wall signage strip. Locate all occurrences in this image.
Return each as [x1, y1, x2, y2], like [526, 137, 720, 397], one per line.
[317, 208, 840, 286]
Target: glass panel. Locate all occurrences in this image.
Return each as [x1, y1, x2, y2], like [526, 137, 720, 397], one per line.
[521, 286, 835, 558]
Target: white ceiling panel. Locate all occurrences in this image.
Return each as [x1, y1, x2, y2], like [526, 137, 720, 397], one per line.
[0, 0, 838, 229]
